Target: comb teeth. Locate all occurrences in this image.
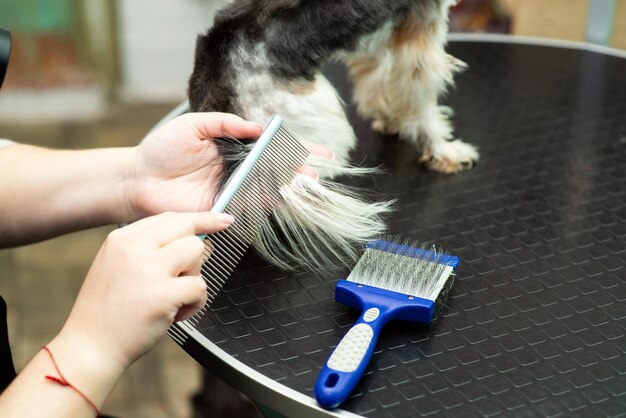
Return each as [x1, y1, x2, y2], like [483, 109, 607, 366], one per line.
[189, 116, 309, 325]
[347, 239, 457, 301]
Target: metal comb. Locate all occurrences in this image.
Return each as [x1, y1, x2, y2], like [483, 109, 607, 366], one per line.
[169, 115, 309, 344]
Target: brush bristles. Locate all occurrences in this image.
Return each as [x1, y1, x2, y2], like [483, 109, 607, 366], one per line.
[194, 125, 309, 321]
[347, 239, 455, 302]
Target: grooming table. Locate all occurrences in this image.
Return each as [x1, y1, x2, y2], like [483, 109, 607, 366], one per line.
[174, 36, 626, 417]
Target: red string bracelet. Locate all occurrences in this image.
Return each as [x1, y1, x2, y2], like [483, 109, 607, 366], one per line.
[42, 345, 100, 417]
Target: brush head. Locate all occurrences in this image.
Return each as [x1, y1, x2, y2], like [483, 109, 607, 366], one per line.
[347, 239, 459, 318]
[196, 115, 309, 318]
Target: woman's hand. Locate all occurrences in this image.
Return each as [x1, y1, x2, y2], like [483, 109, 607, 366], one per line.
[52, 211, 234, 374]
[0, 211, 233, 417]
[129, 112, 264, 219]
[128, 112, 335, 220]
[0, 111, 334, 248]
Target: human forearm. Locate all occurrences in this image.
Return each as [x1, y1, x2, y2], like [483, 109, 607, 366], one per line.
[0, 144, 136, 247]
[0, 332, 123, 418]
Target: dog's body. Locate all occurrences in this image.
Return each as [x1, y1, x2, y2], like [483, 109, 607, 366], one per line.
[190, 0, 478, 175]
[188, 0, 478, 269]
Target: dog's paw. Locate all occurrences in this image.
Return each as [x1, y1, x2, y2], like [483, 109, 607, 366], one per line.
[419, 139, 479, 174]
[371, 118, 399, 135]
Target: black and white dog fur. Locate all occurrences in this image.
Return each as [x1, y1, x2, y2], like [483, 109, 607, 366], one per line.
[188, 0, 478, 269]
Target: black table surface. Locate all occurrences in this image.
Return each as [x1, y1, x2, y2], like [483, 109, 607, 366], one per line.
[189, 39, 626, 417]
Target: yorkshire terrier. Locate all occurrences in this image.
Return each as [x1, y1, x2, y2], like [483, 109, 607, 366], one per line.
[188, 0, 478, 270]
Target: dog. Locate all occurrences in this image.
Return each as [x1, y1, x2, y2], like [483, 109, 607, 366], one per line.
[188, 0, 478, 270]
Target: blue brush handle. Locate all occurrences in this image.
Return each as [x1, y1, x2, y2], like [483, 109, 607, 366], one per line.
[314, 303, 386, 409]
[314, 280, 435, 409]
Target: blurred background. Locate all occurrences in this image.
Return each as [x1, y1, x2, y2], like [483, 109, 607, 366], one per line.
[0, 1, 624, 417]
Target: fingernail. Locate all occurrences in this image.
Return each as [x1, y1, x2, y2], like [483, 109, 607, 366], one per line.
[328, 151, 336, 161]
[215, 213, 235, 224]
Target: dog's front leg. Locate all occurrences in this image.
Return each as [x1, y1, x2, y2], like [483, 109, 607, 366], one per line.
[347, 2, 479, 174]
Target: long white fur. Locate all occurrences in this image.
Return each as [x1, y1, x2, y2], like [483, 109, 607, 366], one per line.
[218, 137, 393, 270]
[256, 176, 395, 270]
[232, 41, 358, 178]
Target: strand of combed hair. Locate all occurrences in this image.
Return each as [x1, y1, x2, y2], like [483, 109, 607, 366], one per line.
[215, 137, 395, 270]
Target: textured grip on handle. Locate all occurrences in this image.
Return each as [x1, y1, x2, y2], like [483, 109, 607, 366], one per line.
[314, 312, 383, 409]
[327, 323, 374, 372]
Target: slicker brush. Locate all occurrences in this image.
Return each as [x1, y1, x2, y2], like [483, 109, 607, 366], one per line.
[314, 238, 460, 409]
